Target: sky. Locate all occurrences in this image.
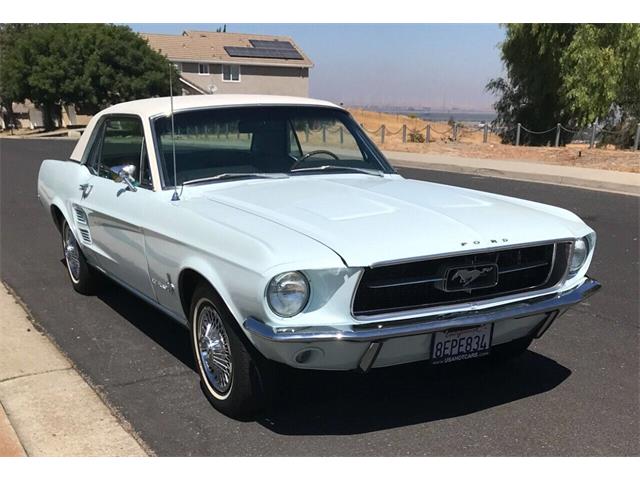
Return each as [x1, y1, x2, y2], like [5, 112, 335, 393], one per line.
[128, 24, 506, 112]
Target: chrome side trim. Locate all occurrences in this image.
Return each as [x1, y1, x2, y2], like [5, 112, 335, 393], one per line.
[244, 277, 600, 343]
[88, 261, 187, 326]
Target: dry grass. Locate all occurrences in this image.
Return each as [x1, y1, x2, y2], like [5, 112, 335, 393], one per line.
[349, 109, 640, 174]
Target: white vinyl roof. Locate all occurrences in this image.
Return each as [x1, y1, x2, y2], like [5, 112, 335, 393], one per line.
[99, 94, 340, 118]
[70, 95, 342, 162]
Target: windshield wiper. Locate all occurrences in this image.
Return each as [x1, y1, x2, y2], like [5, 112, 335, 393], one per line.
[182, 172, 289, 186]
[290, 165, 384, 177]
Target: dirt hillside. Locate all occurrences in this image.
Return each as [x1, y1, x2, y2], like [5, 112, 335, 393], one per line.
[349, 108, 640, 173]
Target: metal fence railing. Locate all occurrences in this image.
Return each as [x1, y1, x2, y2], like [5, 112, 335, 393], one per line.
[357, 120, 640, 151]
[513, 122, 640, 150]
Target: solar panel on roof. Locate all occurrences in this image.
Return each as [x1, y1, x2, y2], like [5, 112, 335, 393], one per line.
[224, 46, 304, 60]
[249, 39, 296, 50]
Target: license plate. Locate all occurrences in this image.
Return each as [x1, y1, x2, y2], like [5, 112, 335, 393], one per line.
[431, 324, 493, 364]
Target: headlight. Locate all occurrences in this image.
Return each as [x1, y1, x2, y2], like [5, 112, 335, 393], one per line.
[568, 234, 593, 276]
[267, 271, 310, 317]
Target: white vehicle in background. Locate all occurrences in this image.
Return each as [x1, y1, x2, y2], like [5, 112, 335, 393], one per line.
[37, 95, 600, 418]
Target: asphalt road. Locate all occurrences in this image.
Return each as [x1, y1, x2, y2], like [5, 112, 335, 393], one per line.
[1, 138, 638, 456]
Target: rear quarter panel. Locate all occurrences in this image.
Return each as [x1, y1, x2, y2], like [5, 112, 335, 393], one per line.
[38, 159, 83, 226]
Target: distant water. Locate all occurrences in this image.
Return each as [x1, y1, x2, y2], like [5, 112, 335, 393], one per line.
[378, 109, 497, 124]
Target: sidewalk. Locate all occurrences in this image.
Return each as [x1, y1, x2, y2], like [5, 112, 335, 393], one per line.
[383, 151, 640, 196]
[0, 284, 148, 456]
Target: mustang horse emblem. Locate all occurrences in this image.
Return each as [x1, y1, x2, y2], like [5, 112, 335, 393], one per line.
[451, 267, 494, 287]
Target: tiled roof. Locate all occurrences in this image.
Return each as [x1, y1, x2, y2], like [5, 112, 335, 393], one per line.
[141, 30, 313, 68]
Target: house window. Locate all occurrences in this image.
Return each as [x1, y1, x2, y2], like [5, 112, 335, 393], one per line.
[222, 64, 241, 82]
[173, 62, 182, 72]
[198, 63, 210, 75]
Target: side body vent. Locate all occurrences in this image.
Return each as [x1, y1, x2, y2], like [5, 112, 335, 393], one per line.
[78, 228, 92, 244]
[74, 205, 88, 225]
[72, 205, 92, 244]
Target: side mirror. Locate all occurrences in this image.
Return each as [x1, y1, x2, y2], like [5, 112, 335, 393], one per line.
[110, 164, 138, 192]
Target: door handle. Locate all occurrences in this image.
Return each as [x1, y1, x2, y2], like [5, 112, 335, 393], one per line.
[79, 183, 93, 198]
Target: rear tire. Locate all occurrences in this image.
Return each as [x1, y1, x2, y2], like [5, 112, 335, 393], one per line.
[189, 282, 268, 419]
[62, 219, 97, 295]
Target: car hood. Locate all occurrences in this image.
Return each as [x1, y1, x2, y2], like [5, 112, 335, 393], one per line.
[196, 175, 590, 267]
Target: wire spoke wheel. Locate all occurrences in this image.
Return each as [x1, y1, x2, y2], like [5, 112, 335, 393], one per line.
[63, 224, 81, 283]
[197, 301, 233, 396]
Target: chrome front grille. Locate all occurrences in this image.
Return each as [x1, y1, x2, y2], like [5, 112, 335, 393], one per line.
[352, 242, 571, 316]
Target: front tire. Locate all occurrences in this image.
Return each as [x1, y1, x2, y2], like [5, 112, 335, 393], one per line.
[190, 282, 266, 418]
[62, 219, 97, 295]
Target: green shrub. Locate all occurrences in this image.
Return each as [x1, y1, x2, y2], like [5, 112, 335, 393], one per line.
[408, 130, 425, 143]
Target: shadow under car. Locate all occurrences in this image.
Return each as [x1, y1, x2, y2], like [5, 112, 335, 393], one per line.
[92, 268, 572, 435]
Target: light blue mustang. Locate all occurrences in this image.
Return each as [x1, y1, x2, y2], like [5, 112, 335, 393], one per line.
[38, 95, 600, 417]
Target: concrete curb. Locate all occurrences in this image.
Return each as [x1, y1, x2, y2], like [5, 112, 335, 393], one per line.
[0, 284, 149, 456]
[384, 153, 640, 197]
[0, 403, 26, 457]
[0, 135, 77, 141]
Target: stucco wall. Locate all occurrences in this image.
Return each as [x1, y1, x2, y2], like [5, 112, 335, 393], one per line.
[179, 62, 310, 97]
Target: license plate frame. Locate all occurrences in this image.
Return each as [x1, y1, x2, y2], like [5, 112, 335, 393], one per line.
[430, 323, 494, 364]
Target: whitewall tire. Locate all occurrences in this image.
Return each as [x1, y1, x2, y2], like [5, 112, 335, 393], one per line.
[189, 282, 268, 418]
[62, 219, 97, 295]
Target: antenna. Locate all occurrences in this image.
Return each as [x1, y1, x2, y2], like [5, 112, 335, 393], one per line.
[169, 64, 180, 201]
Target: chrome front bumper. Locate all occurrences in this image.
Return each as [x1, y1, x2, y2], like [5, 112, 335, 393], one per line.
[244, 277, 601, 371]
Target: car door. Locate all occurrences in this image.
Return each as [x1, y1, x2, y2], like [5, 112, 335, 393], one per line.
[75, 115, 156, 299]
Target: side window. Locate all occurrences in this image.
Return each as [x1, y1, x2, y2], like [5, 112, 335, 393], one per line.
[288, 123, 302, 158]
[84, 121, 105, 175]
[97, 117, 151, 188]
[140, 141, 153, 188]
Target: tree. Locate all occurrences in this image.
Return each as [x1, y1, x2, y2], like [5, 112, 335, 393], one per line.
[486, 24, 578, 145]
[0, 24, 180, 130]
[487, 24, 640, 147]
[561, 24, 640, 147]
[0, 24, 30, 125]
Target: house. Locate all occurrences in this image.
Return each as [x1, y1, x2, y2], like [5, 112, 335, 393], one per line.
[0, 99, 90, 131]
[141, 30, 313, 97]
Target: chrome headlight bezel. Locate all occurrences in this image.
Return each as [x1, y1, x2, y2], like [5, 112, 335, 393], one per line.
[568, 233, 595, 278]
[266, 271, 310, 318]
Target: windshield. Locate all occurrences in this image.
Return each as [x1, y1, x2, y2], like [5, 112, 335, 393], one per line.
[153, 106, 392, 187]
